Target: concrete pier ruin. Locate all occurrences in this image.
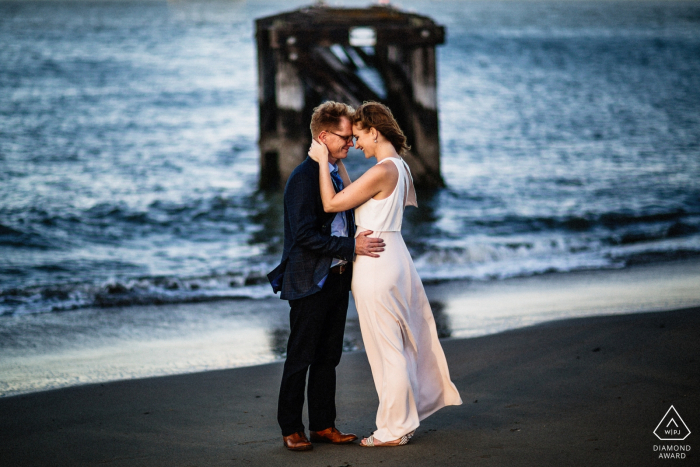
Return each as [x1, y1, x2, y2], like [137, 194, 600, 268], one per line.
[255, 3, 445, 189]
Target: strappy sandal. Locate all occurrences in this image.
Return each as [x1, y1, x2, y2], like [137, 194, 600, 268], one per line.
[360, 430, 415, 447]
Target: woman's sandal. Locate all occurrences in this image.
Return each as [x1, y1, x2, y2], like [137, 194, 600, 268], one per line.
[360, 430, 415, 447]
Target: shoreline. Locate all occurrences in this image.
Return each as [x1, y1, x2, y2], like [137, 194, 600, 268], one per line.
[1, 306, 698, 466]
[2, 257, 700, 398]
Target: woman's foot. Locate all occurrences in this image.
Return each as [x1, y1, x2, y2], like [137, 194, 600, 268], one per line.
[359, 431, 415, 447]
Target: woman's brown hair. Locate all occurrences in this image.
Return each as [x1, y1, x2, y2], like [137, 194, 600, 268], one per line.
[352, 101, 411, 155]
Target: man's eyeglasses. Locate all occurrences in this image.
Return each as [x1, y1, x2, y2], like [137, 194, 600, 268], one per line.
[328, 131, 355, 144]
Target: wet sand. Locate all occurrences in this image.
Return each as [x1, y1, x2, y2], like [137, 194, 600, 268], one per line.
[3, 258, 700, 398]
[1, 306, 698, 466]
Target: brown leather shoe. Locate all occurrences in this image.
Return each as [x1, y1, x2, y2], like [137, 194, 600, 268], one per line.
[283, 432, 313, 451]
[309, 427, 358, 444]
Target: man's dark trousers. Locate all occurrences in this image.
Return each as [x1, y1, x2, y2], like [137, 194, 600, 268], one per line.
[277, 265, 352, 436]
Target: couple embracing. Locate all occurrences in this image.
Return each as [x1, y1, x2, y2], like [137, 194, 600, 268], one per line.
[267, 101, 462, 451]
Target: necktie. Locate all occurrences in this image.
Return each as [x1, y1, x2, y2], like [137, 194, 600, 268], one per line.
[330, 169, 343, 192]
[330, 168, 348, 231]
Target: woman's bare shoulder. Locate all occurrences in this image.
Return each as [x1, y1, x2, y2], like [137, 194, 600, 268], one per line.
[365, 159, 399, 194]
[379, 159, 400, 179]
[375, 159, 400, 175]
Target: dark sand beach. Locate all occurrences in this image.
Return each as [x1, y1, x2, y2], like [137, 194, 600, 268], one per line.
[2, 306, 698, 466]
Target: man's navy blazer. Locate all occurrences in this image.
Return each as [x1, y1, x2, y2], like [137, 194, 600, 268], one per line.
[267, 157, 355, 301]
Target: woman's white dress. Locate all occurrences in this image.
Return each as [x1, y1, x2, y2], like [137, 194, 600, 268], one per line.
[352, 157, 462, 442]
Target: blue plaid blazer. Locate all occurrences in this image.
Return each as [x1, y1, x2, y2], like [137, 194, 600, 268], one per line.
[267, 157, 355, 301]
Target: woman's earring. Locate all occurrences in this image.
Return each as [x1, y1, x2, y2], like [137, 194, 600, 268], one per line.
[374, 138, 377, 143]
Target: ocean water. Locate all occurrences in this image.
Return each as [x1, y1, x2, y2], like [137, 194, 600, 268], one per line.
[1, 0, 700, 317]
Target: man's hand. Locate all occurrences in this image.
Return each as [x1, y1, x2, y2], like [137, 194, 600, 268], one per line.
[355, 230, 385, 258]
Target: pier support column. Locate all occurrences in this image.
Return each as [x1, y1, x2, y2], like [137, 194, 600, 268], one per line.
[408, 46, 441, 187]
[258, 35, 309, 188]
[256, 4, 446, 189]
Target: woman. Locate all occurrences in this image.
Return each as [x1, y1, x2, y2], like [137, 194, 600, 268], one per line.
[308, 102, 462, 447]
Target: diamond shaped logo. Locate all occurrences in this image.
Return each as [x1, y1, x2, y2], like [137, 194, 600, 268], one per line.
[654, 405, 691, 441]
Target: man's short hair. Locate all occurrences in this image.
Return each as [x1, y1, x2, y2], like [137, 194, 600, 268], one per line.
[310, 101, 355, 138]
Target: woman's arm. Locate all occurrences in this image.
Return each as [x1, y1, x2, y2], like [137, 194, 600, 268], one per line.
[307, 141, 341, 212]
[336, 160, 352, 187]
[308, 140, 391, 213]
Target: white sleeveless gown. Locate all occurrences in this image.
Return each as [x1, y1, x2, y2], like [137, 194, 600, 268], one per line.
[352, 157, 462, 442]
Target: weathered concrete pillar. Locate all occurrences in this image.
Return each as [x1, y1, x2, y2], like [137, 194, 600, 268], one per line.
[408, 46, 441, 186]
[257, 30, 308, 188]
[379, 43, 442, 187]
[256, 4, 445, 189]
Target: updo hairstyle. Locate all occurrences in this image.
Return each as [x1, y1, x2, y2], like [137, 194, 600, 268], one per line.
[352, 101, 411, 155]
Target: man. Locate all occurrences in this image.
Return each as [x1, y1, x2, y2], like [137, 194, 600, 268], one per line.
[267, 101, 385, 451]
